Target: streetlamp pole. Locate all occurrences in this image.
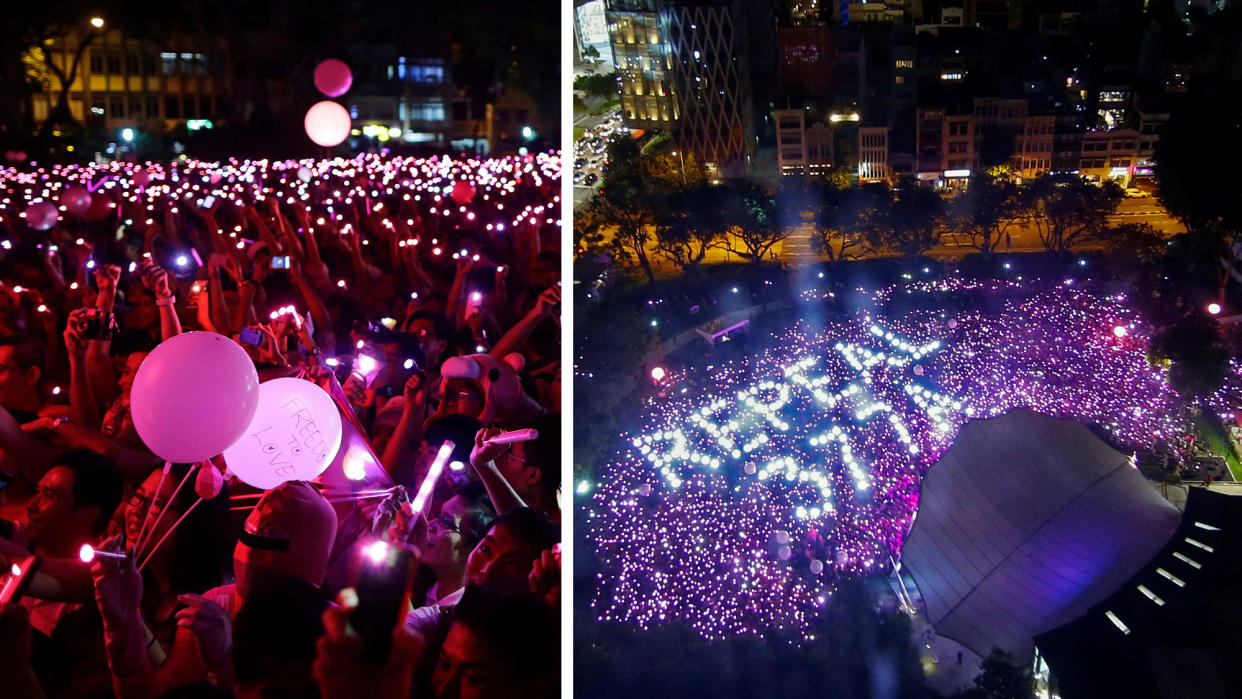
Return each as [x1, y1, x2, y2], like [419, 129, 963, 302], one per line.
[672, 149, 686, 185]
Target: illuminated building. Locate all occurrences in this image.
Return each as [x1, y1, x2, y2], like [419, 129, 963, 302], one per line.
[1078, 128, 1138, 187]
[775, 108, 836, 177]
[607, 1, 679, 131]
[29, 27, 234, 135]
[1015, 113, 1055, 179]
[606, 0, 755, 178]
[858, 126, 889, 182]
[576, 0, 616, 65]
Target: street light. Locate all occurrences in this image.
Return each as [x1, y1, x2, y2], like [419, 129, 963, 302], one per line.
[121, 128, 134, 142]
[90, 17, 104, 29]
[671, 149, 686, 185]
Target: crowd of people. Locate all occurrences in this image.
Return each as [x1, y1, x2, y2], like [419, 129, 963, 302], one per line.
[0, 152, 563, 698]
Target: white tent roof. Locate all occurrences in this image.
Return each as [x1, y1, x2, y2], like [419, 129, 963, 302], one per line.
[901, 408, 1181, 659]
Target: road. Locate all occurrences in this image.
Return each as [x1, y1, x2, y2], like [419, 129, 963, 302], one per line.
[579, 194, 1188, 274]
[776, 195, 1186, 266]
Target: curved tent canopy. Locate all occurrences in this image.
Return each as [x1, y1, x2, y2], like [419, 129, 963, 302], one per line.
[901, 408, 1181, 659]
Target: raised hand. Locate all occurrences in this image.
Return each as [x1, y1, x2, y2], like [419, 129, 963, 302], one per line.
[529, 543, 561, 609]
[470, 426, 508, 469]
[175, 593, 233, 675]
[64, 308, 89, 358]
[95, 264, 122, 294]
[534, 285, 560, 318]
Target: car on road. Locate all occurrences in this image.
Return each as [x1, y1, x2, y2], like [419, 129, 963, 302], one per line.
[1125, 187, 1150, 198]
[584, 173, 598, 186]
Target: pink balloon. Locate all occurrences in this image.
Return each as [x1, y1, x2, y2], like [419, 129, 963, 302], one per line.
[313, 59, 353, 98]
[84, 193, 113, 222]
[130, 332, 260, 463]
[195, 464, 224, 499]
[61, 187, 92, 216]
[222, 378, 343, 489]
[451, 180, 475, 205]
[24, 202, 58, 231]
[304, 101, 352, 147]
[133, 169, 150, 187]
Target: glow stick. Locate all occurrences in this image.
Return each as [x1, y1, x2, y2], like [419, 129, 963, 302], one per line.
[135, 463, 199, 562]
[485, 428, 538, 446]
[411, 441, 454, 515]
[79, 544, 127, 563]
[138, 498, 203, 571]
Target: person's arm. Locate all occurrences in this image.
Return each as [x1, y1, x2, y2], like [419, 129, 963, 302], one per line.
[139, 263, 181, 342]
[206, 262, 230, 335]
[489, 286, 558, 360]
[0, 539, 94, 603]
[87, 265, 122, 407]
[0, 605, 48, 699]
[28, 418, 157, 482]
[64, 311, 101, 428]
[445, 256, 472, 328]
[0, 407, 55, 483]
[380, 374, 432, 477]
[289, 263, 335, 357]
[467, 427, 528, 515]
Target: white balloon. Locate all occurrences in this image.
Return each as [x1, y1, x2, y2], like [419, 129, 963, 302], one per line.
[223, 378, 343, 490]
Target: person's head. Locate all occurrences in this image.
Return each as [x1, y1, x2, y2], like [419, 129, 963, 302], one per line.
[0, 334, 46, 410]
[116, 350, 149, 396]
[424, 482, 496, 582]
[232, 577, 326, 699]
[27, 450, 123, 555]
[528, 251, 560, 290]
[494, 417, 559, 506]
[432, 587, 558, 699]
[125, 463, 230, 591]
[126, 287, 160, 334]
[403, 311, 450, 365]
[234, 481, 338, 600]
[464, 508, 559, 595]
[441, 379, 485, 420]
[379, 333, 424, 390]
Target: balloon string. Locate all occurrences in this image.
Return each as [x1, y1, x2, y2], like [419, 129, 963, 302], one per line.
[228, 487, 394, 500]
[135, 462, 200, 562]
[137, 497, 203, 572]
[132, 462, 171, 555]
[228, 491, 391, 511]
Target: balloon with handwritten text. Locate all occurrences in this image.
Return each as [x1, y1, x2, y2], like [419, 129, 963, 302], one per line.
[223, 377, 343, 490]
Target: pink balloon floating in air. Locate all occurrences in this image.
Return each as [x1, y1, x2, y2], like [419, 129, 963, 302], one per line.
[61, 187, 92, 216]
[313, 59, 353, 97]
[24, 202, 58, 231]
[304, 101, 352, 147]
[451, 180, 475, 205]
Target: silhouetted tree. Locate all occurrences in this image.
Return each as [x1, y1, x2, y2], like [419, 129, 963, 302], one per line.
[946, 176, 1023, 257]
[1023, 176, 1122, 256]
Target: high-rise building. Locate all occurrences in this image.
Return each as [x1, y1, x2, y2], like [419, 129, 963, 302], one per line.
[607, 1, 679, 130]
[606, 0, 755, 178]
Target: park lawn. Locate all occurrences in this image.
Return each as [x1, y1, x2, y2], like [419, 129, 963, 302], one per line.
[574, 127, 586, 141]
[1193, 413, 1242, 481]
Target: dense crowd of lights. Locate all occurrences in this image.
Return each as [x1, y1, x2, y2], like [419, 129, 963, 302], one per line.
[586, 278, 1242, 641]
[0, 151, 562, 240]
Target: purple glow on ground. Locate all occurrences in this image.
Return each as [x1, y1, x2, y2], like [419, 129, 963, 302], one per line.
[586, 278, 1242, 641]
